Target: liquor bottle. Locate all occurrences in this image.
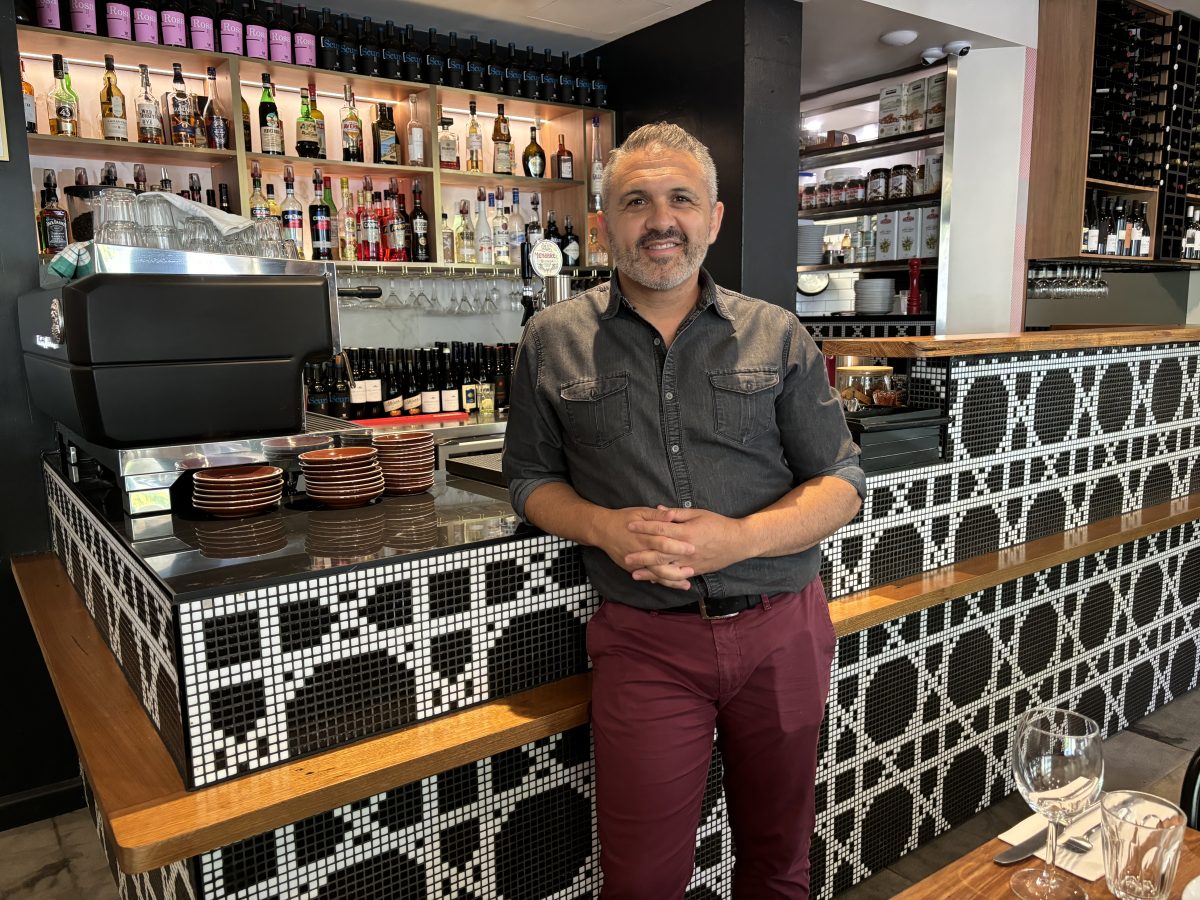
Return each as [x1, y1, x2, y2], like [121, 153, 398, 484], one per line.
[553, 134, 574, 179]
[357, 15, 380, 76]
[558, 51, 576, 105]
[575, 55, 592, 106]
[486, 38, 504, 94]
[504, 42, 522, 96]
[440, 349, 461, 412]
[363, 349, 382, 417]
[541, 49, 559, 103]
[456, 199, 476, 263]
[265, 183, 280, 217]
[134, 66, 165, 144]
[132, 0, 159, 42]
[405, 93, 426, 165]
[522, 126, 546, 177]
[317, 6, 339, 70]
[188, 0, 216, 50]
[339, 176, 356, 259]
[256, 73, 282, 154]
[465, 101, 483, 174]
[562, 215, 580, 265]
[340, 85, 363, 161]
[337, 13, 358, 73]
[475, 187, 493, 263]
[526, 192, 543, 245]
[372, 104, 398, 164]
[322, 175, 338, 251]
[267, 0, 291, 61]
[219, 182, 232, 212]
[591, 55, 608, 106]
[187, 172, 202, 202]
[522, 44, 540, 100]
[411, 179, 430, 261]
[293, 5, 316, 66]
[22, 60, 37, 133]
[545, 209, 563, 249]
[438, 106, 459, 169]
[71, 0, 99, 33]
[202, 67, 229, 149]
[401, 351, 422, 416]
[440, 212, 454, 262]
[466, 34, 484, 91]
[587, 216, 608, 266]
[134, 163, 148, 192]
[159, 0, 186, 46]
[243, 0, 268, 57]
[48, 55, 79, 137]
[459, 345, 478, 413]
[383, 350, 404, 417]
[493, 200, 511, 266]
[38, 172, 69, 256]
[281, 165, 305, 256]
[108, 0, 133, 39]
[357, 188, 381, 260]
[306, 85, 326, 157]
[296, 90, 320, 157]
[590, 115, 604, 204]
[425, 27, 445, 85]
[446, 32, 465, 88]
[100, 55, 129, 141]
[493, 103, 513, 174]
[380, 20, 402, 79]
[217, 0, 242, 53]
[401, 24, 423, 82]
[509, 188, 525, 260]
[421, 349, 441, 414]
[247, 171, 269, 218]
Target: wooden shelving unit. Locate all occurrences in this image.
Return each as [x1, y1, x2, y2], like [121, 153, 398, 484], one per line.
[799, 128, 944, 169]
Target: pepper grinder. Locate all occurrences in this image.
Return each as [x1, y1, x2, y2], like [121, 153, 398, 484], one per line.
[907, 257, 921, 316]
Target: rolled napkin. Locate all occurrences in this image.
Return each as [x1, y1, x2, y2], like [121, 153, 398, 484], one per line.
[46, 242, 94, 281]
[999, 806, 1105, 882]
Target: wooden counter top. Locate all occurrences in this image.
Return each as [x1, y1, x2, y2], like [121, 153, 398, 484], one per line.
[821, 325, 1200, 358]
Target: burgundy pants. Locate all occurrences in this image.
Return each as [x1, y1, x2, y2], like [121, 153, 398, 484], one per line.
[587, 579, 836, 900]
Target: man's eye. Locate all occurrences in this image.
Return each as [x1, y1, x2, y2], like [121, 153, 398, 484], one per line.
[673, 195, 694, 204]
[627, 198, 645, 207]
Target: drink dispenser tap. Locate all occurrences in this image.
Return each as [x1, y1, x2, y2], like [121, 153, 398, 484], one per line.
[523, 238, 565, 326]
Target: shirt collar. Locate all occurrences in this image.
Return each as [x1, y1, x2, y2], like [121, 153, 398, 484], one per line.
[602, 268, 734, 321]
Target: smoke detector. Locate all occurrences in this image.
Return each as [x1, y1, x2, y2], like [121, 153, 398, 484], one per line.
[879, 29, 920, 47]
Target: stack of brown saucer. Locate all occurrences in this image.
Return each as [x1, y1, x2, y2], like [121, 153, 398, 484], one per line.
[192, 465, 284, 518]
[194, 516, 288, 559]
[299, 447, 384, 509]
[374, 432, 435, 495]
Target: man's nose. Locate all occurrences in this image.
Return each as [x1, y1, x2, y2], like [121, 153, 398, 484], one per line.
[644, 198, 677, 233]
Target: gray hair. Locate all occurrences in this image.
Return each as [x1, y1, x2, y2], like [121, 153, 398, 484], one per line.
[600, 123, 719, 211]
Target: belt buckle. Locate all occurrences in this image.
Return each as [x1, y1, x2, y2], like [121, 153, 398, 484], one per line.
[698, 596, 740, 620]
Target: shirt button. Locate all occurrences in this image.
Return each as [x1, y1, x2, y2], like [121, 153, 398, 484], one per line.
[653, 338, 661, 346]
[671, 444, 680, 453]
[683, 501, 693, 508]
[665, 391, 674, 400]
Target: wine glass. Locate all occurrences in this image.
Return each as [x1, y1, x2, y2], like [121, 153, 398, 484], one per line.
[1011, 707, 1104, 899]
[404, 279, 418, 309]
[385, 278, 402, 308]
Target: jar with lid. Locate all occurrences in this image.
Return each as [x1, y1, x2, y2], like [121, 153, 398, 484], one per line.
[868, 168, 889, 201]
[846, 175, 867, 204]
[816, 181, 832, 208]
[837, 365, 893, 411]
[889, 164, 916, 199]
[801, 184, 818, 210]
[831, 180, 848, 206]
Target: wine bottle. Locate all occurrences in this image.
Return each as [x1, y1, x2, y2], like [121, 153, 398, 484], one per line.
[446, 32, 465, 87]
[268, 0, 292, 62]
[243, 0, 268, 58]
[188, 0, 216, 51]
[316, 5, 339, 70]
[357, 15, 380, 76]
[466, 34, 485, 91]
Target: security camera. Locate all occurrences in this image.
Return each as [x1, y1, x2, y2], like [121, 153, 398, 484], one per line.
[921, 47, 946, 66]
[943, 40, 972, 57]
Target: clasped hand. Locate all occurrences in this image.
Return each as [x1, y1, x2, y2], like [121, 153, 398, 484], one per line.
[600, 505, 746, 591]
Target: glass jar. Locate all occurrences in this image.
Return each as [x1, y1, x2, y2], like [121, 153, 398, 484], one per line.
[868, 168, 890, 201]
[846, 176, 867, 204]
[837, 365, 893, 411]
[801, 184, 818, 210]
[889, 164, 916, 199]
[831, 180, 848, 206]
[816, 181, 832, 208]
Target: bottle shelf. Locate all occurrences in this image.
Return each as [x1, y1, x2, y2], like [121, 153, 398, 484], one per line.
[28, 134, 239, 165]
[436, 85, 612, 126]
[245, 151, 433, 181]
[439, 171, 583, 192]
[796, 258, 935, 273]
[802, 194, 941, 222]
[17, 24, 231, 72]
[799, 128, 944, 169]
[1085, 176, 1160, 193]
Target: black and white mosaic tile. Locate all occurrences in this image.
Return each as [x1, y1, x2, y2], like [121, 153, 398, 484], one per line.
[178, 537, 597, 787]
[804, 320, 936, 342]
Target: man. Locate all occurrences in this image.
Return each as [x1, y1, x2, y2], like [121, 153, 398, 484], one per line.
[502, 123, 864, 899]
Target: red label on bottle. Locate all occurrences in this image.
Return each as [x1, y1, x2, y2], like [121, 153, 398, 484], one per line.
[160, 9, 186, 45]
[69, 0, 98, 33]
[36, 0, 61, 29]
[189, 14, 214, 50]
[245, 24, 268, 58]
[106, 2, 131, 38]
[219, 18, 243, 53]
[133, 5, 158, 42]
[294, 32, 316, 66]
[269, 28, 292, 62]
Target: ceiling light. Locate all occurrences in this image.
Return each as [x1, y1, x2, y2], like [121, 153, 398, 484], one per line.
[879, 29, 919, 47]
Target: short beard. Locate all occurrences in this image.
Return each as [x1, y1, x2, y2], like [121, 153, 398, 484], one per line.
[607, 227, 709, 291]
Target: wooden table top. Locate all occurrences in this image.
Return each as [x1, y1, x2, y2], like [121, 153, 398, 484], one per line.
[895, 830, 1200, 898]
[821, 325, 1200, 359]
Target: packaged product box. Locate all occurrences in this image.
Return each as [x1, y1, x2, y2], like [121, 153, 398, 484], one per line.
[876, 210, 898, 260]
[902, 78, 927, 134]
[879, 85, 904, 138]
[896, 208, 920, 259]
[920, 206, 940, 257]
[926, 72, 948, 129]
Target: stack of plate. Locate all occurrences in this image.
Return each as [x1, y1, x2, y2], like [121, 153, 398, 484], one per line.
[306, 507, 386, 559]
[261, 434, 334, 492]
[338, 429, 374, 447]
[854, 278, 896, 314]
[192, 465, 284, 518]
[194, 516, 287, 559]
[797, 223, 827, 264]
[374, 432, 436, 495]
[382, 494, 439, 552]
[299, 447, 384, 509]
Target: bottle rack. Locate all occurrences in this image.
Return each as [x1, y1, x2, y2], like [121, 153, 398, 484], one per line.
[1155, 11, 1200, 260]
[17, 24, 616, 269]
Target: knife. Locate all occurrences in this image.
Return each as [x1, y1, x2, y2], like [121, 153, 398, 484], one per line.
[993, 825, 1052, 865]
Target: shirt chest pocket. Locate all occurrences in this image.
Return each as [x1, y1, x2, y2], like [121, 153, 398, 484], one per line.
[709, 368, 779, 445]
[560, 374, 633, 448]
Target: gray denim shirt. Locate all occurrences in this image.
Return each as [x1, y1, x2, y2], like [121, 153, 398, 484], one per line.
[502, 269, 866, 610]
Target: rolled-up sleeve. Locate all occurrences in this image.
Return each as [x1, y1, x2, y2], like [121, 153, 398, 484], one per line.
[501, 320, 571, 520]
[777, 318, 867, 500]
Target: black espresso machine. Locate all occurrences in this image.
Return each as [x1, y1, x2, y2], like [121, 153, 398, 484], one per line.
[19, 245, 376, 514]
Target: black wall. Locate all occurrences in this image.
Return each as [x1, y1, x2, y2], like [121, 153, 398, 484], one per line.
[591, 0, 804, 308]
[0, 5, 81, 830]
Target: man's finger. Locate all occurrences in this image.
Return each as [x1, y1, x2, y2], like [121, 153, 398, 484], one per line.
[624, 550, 695, 571]
[631, 568, 691, 591]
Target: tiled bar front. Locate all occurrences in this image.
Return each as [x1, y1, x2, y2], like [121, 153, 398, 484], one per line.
[40, 333, 1200, 899]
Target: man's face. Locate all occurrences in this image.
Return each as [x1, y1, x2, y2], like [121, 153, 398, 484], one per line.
[601, 147, 724, 292]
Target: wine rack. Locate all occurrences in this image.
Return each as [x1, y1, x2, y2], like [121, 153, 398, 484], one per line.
[1156, 11, 1200, 260]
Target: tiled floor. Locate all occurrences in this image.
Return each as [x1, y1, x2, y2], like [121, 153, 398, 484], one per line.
[1, 687, 1198, 899]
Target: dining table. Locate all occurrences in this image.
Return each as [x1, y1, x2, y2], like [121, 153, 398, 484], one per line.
[893, 828, 1200, 898]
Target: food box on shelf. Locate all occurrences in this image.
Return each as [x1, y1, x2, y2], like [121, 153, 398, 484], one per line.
[926, 72, 947, 129]
[920, 206, 940, 258]
[876, 210, 898, 260]
[896, 208, 920, 259]
[879, 85, 904, 138]
[902, 78, 927, 133]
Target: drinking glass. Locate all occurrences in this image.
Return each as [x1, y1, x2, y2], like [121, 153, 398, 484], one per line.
[1011, 707, 1105, 899]
[140, 226, 182, 250]
[136, 193, 177, 229]
[96, 188, 138, 229]
[1100, 791, 1186, 900]
[97, 221, 140, 246]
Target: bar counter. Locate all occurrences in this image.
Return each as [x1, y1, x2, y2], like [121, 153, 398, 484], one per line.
[19, 326, 1200, 900]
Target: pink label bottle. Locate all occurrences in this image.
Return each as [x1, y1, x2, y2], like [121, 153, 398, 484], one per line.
[36, 0, 62, 28]
[245, 23, 268, 58]
[269, 27, 292, 62]
[160, 8, 186, 46]
[294, 31, 316, 66]
[70, 0, 98, 33]
[189, 13, 214, 50]
[132, 2, 158, 42]
[219, 17, 243, 54]
[106, 1, 131, 39]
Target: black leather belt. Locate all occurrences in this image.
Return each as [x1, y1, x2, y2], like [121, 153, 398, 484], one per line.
[660, 594, 768, 620]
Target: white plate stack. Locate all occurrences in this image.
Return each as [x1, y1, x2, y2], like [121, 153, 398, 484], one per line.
[854, 278, 896, 314]
[797, 223, 827, 264]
